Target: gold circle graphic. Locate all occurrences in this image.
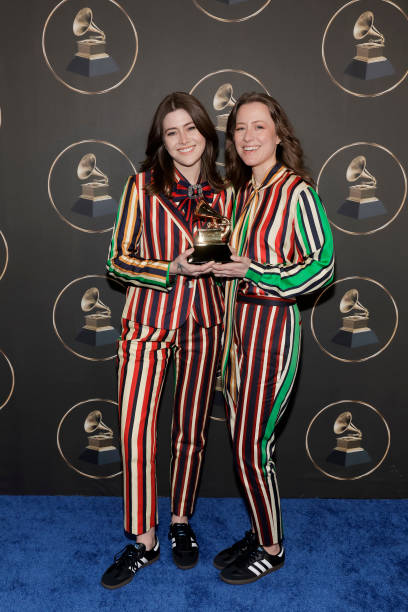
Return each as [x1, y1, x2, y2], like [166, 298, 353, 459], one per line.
[190, 68, 270, 96]
[57, 398, 122, 479]
[317, 142, 407, 236]
[306, 399, 391, 480]
[42, 0, 138, 95]
[310, 276, 399, 363]
[0, 350, 15, 411]
[52, 274, 123, 361]
[322, 0, 408, 98]
[48, 139, 136, 234]
[0, 231, 9, 281]
[192, 0, 271, 23]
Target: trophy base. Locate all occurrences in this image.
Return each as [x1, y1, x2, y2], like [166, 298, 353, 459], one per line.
[188, 244, 232, 264]
[66, 55, 119, 77]
[76, 327, 119, 346]
[326, 449, 371, 467]
[344, 58, 394, 80]
[332, 328, 379, 348]
[79, 446, 121, 465]
[72, 197, 117, 217]
[337, 199, 386, 219]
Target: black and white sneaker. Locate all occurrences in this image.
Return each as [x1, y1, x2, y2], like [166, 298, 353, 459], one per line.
[213, 530, 258, 570]
[220, 545, 285, 585]
[168, 523, 199, 569]
[101, 540, 160, 590]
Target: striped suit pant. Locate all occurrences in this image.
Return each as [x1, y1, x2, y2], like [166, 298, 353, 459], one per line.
[225, 297, 301, 546]
[118, 315, 221, 536]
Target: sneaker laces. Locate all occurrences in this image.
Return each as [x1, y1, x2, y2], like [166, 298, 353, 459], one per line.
[113, 544, 143, 572]
[170, 523, 195, 551]
[231, 530, 257, 554]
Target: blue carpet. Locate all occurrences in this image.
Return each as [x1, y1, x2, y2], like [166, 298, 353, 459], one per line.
[1, 496, 407, 612]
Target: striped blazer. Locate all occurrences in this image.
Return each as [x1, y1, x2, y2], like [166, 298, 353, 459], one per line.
[222, 163, 334, 373]
[107, 171, 232, 329]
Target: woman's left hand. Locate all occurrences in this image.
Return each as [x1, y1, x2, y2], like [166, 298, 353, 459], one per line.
[212, 249, 251, 278]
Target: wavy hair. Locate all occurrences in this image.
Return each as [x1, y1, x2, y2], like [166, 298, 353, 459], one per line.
[225, 92, 314, 190]
[140, 92, 224, 195]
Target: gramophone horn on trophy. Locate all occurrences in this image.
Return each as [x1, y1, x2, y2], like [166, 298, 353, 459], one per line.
[77, 153, 109, 185]
[353, 11, 384, 45]
[333, 411, 362, 438]
[346, 156, 377, 187]
[81, 287, 111, 317]
[326, 410, 371, 467]
[213, 83, 237, 132]
[79, 409, 120, 465]
[339, 289, 369, 318]
[73, 7, 106, 41]
[76, 287, 118, 347]
[332, 288, 378, 348]
[338, 155, 385, 220]
[188, 200, 232, 264]
[84, 410, 113, 437]
[345, 10, 394, 80]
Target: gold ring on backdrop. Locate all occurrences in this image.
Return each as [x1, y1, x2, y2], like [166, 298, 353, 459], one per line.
[305, 400, 391, 480]
[42, 0, 138, 95]
[192, 0, 271, 23]
[322, 0, 408, 98]
[52, 274, 124, 361]
[310, 276, 399, 363]
[317, 142, 407, 236]
[57, 398, 122, 479]
[48, 140, 136, 234]
[0, 231, 9, 281]
[0, 349, 15, 411]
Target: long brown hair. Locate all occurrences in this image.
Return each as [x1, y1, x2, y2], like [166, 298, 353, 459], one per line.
[140, 92, 224, 195]
[225, 92, 314, 191]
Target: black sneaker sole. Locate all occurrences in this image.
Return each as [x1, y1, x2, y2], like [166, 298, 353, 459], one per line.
[213, 558, 228, 570]
[220, 560, 284, 585]
[101, 554, 160, 590]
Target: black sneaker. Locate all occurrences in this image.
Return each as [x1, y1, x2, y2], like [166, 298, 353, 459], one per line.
[213, 530, 258, 570]
[220, 545, 285, 585]
[101, 540, 160, 590]
[168, 523, 199, 569]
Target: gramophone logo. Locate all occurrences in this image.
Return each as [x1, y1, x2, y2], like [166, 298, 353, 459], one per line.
[306, 400, 390, 480]
[53, 274, 125, 361]
[76, 287, 118, 346]
[66, 7, 118, 77]
[48, 140, 136, 234]
[339, 156, 386, 219]
[73, 153, 117, 218]
[57, 398, 121, 479]
[42, 0, 138, 95]
[332, 289, 379, 348]
[345, 11, 394, 80]
[311, 277, 398, 363]
[326, 411, 371, 467]
[317, 143, 407, 236]
[322, 0, 408, 97]
[0, 349, 15, 412]
[193, 0, 271, 23]
[190, 70, 269, 166]
[0, 230, 9, 282]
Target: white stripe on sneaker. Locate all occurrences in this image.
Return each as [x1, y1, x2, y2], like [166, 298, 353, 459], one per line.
[248, 565, 261, 576]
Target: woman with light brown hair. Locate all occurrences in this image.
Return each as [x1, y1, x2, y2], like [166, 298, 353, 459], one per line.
[212, 92, 334, 584]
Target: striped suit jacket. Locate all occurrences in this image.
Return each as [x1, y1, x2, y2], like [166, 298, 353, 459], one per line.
[107, 171, 232, 329]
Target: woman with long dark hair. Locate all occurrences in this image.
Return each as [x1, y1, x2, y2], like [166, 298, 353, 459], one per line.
[101, 92, 231, 589]
[212, 93, 334, 584]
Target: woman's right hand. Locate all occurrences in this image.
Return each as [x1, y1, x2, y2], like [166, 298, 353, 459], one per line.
[169, 248, 214, 277]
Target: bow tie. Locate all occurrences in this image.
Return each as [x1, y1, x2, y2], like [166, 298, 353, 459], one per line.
[171, 179, 213, 204]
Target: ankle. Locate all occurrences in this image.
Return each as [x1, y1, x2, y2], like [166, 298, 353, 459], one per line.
[136, 527, 156, 551]
[171, 514, 188, 525]
[262, 543, 281, 556]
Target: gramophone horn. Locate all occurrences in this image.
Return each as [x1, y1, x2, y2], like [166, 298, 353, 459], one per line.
[333, 411, 362, 438]
[81, 287, 111, 316]
[77, 153, 109, 185]
[73, 7, 106, 41]
[346, 156, 377, 186]
[213, 83, 237, 112]
[353, 11, 385, 44]
[84, 410, 113, 436]
[339, 289, 369, 318]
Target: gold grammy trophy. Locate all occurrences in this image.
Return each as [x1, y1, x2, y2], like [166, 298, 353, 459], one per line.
[338, 156, 386, 219]
[66, 7, 119, 77]
[79, 410, 121, 465]
[76, 287, 118, 346]
[345, 11, 394, 80]
[188, 199, 232, 264]
[72, 153, 117, 218]
[326, 411, 371, 467]
[332, 289, 379, 348]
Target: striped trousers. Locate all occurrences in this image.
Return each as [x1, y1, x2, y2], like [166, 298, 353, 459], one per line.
[118, 315, 221, 536]
[224, 297, 301, 546]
